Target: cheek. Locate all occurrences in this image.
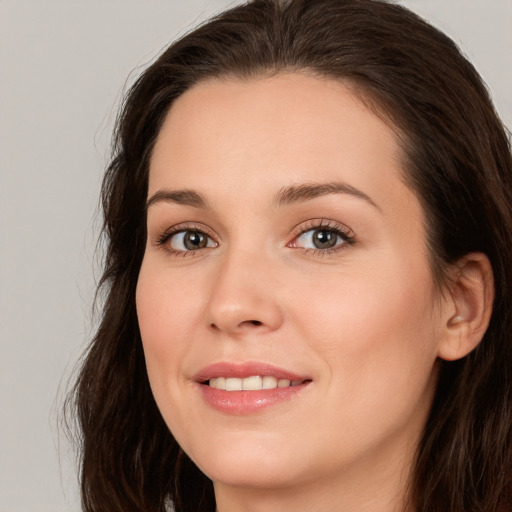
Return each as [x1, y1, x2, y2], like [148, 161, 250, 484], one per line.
[307, 254, 436, 342]
[293, 258, 440, 398]
[135, 262, 199, 385]
[135, 263, 206, 446]
[287, 262, 441, 460]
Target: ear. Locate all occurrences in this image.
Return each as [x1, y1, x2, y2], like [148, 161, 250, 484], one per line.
[437, 252, 494, 361]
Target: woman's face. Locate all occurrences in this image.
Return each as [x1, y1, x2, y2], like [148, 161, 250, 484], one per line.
[137, 73, 447, 496]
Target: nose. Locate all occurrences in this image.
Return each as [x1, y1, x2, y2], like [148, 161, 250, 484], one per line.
[205, 248, 284, 336]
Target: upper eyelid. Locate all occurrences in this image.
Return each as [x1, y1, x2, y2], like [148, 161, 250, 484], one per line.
[158, 222, 219, 240]
[290, 219, 355, 238]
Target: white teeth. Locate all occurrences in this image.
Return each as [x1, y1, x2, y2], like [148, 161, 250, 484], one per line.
[242, 376, 262, 390]
[209, 377, 225, 389]
[225, 377, 243, 391]
[262, 376, 277, 389]
[208, 375, 303, 391]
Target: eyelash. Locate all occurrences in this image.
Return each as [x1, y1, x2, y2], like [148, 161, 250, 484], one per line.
[155, 219, 356, 257]
[156, 223, 218, 257]
[288, 219, 356, 256]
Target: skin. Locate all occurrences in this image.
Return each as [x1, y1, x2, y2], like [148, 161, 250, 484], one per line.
[136, 73, 490, 512]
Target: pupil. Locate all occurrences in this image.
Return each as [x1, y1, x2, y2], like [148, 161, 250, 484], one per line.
[184, 231, 206, 250]
[313, 230, 336, 249]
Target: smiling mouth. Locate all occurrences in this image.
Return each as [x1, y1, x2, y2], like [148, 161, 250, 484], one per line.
[197, 365, 312, 413]
[207, 376, 308, 391]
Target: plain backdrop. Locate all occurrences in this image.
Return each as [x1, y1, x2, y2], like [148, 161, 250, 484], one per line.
[0, 1, 510, 511]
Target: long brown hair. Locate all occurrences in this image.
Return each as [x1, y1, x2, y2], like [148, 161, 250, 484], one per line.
[70, 1, 512, 510]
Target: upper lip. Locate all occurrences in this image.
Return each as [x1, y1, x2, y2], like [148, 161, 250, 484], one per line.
[193, 361, 310, 383]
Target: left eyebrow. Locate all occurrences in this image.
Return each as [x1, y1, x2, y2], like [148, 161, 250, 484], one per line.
[273, 182, 381, 211]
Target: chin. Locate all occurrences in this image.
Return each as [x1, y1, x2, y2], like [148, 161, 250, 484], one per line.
[184, 431, 306, 489]
[203, 459, 301, 490]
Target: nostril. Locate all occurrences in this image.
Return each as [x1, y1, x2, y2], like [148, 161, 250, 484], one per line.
[208, 319, 267, 332]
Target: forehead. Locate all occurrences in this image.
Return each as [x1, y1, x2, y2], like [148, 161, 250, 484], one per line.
[149, 72, 412, 215]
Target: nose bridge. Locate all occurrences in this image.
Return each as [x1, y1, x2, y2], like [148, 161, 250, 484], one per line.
[205, 242, 283, 335]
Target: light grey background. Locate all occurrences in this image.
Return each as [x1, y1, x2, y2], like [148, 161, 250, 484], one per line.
[1, 1, 510, 511]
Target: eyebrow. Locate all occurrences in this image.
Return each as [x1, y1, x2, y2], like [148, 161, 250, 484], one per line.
[273, 182, 380, 210]
[146, 189, 209, 210]
[145, 181, 379, 211]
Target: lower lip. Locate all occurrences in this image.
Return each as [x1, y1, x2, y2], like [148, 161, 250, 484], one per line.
[198, 382, 310, 414]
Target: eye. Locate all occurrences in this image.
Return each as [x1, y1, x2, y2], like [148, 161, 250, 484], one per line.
[289, 221, 355, 252]
[159, 228, 217, 254]
[295, 228, 344, 249]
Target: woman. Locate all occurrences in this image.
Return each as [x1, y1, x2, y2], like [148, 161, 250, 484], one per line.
[71, 0, 512, 510]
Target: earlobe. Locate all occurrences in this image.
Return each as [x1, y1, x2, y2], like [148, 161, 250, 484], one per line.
[437, 253, 494, 361]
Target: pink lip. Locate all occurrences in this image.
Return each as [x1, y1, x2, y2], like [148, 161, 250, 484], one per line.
[193, 362, 312, 415]
[193, 361, 309, 382]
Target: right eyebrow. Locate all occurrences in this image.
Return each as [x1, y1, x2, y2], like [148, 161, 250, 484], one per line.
[145, 189, 209, 210]
[273, 181, 381, 211]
